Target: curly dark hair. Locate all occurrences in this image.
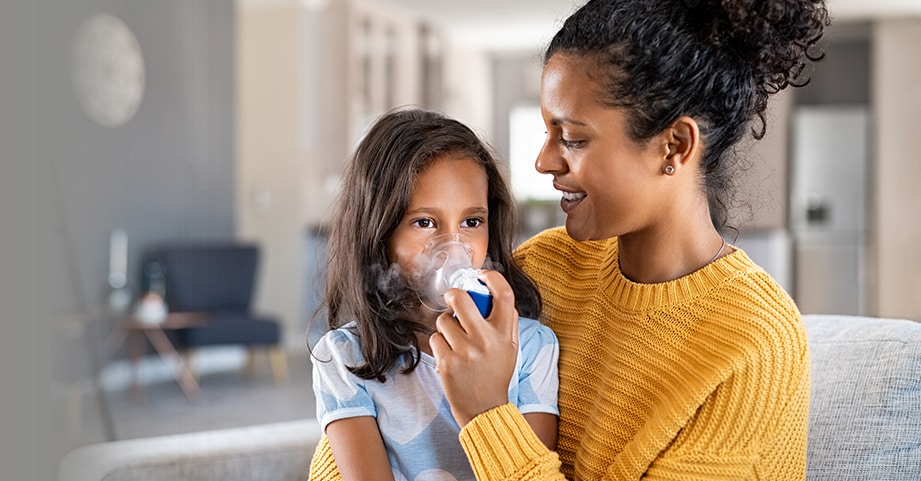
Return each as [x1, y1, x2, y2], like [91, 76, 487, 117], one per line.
[545, 0, 829, 229]
[313, 107, 541, 382]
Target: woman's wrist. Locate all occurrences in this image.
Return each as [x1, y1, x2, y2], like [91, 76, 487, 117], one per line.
[452, 398, 508, 428]
[459, 403, 556, 478]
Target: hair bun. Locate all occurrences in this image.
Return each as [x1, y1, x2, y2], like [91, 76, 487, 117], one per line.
[688, 0, 829, 90]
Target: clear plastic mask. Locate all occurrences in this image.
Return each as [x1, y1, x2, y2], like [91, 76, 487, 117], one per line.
[412, 233, 491, 316]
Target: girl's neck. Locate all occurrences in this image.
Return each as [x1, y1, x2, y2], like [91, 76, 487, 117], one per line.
[416, 331, 434, 356]
[412, 308, 439, 355]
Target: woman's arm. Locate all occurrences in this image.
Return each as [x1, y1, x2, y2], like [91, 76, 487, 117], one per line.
[325, 416, 395, 481]
[431, 270, 521, 426]
[459, 404, 565, 480]
[432, 270, 565, 480]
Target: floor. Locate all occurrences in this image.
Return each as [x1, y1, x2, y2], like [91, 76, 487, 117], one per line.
[51, 349, 317, 472]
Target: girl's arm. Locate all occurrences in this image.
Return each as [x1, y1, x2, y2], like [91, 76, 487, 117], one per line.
[325, 416, 395, 481]
[523, 413, 558, 451]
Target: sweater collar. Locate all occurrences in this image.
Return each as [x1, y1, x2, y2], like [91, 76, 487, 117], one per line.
[602, 239, 756, 311]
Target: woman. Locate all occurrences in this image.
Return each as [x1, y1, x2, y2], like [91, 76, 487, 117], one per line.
[429, 0, 829, 479]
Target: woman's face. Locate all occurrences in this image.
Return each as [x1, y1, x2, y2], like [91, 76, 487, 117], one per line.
[387, 153, 490, 283]
[537, 53, 668, 241]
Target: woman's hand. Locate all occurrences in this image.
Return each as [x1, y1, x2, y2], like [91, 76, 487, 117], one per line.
[430, 270, 520, 427]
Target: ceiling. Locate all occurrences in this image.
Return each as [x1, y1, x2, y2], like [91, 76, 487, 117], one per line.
[383, 0, 921, 51]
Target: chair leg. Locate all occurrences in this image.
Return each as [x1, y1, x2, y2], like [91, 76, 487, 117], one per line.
[268, 346, 289, 386]
[244, 347, 257, 378]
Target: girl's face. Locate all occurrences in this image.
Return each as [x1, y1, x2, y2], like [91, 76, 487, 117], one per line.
[537, 53, 669, 241]
[387, 153, 490, 282]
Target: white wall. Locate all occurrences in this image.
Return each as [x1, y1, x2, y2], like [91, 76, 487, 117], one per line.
[873, 18, 921, 320]
[439, 39, 494, 138]
[236, 2, 309, 351]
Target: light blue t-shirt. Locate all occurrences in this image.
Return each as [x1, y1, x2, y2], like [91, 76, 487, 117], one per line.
[312, 317, 559, 481]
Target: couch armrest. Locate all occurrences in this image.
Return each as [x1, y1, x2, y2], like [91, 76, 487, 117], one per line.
[58, 418, 321, 481]
[803, 314, 921, 481]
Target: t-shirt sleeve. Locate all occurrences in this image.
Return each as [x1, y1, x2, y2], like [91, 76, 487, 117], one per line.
[311, 329, 377, 431]
[516, 318, 560, 416]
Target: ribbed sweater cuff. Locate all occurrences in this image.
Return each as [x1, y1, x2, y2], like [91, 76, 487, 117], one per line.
[308, 435, 342, 480]
[459, 403, 552, 479]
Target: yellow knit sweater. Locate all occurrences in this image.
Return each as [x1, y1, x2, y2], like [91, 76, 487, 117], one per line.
[458, 227, 810, 480]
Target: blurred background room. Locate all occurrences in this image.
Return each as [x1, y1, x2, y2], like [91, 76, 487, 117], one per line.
[3, 0, 920, 479]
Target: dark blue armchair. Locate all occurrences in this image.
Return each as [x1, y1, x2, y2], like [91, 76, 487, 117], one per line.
[142, 243, 288, 385]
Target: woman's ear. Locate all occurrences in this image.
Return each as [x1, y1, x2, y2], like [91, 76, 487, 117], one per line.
[662, 116, 701, 174]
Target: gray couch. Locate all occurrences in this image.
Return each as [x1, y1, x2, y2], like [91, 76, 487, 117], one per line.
[804, 314, 921, 479]
[58, 314, 921, 481]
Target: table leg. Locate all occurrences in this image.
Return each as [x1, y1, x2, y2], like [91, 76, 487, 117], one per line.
[144, 328, 201, 400]
[129, 330, 144, 401]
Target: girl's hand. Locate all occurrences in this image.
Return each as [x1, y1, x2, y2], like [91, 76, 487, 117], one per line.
[429, 269, 519, 427]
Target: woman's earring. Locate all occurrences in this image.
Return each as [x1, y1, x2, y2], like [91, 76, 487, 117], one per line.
[664, 165, 675, 175]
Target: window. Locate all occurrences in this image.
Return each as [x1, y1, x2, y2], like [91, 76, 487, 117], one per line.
[508, 105, 556, 201]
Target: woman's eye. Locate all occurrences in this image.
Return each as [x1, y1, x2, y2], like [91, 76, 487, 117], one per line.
[412, 218, 435, 229]
[560, 137, 584, 149]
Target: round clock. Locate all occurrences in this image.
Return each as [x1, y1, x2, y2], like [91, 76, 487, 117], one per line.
[71, 13, 146, 128]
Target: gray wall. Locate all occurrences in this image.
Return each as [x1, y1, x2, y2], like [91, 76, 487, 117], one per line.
[2, 2, 44, 478]
[2, 1, 235, 477]
[45, 0, 237, 314]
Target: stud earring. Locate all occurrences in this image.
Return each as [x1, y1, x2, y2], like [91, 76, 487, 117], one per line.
[664, 165, 675, 175]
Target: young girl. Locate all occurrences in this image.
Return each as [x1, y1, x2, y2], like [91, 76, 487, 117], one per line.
[308, 108, 559, 481]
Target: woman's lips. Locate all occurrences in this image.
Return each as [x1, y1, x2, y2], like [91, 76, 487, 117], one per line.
[560, 190, 586, 213]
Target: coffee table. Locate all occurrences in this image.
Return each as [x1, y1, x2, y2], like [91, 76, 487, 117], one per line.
[107, 311, 211, 400]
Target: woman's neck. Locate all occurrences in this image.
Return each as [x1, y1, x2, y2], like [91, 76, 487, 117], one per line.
[617, 203, 725, 284]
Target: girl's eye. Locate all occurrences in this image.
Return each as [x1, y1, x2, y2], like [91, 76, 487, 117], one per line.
[463, 218, 485, 228]
[412, 218, 435, 229]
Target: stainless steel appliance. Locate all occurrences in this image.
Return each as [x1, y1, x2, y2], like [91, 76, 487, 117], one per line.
[790, 106, 870, 315]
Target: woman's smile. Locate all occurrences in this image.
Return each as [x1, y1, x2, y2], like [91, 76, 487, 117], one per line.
[559, 189, 587, 213]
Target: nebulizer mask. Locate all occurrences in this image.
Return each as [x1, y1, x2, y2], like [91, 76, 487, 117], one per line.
[413, 233, 493, 317]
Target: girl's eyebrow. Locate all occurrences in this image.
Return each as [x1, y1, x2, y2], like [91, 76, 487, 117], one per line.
[403, 207, 438, 215]
[403, 206, 488, 216]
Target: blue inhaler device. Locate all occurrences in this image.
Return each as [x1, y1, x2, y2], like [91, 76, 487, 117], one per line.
[415, 234, 493, 317]
[445, 266, 493, 317]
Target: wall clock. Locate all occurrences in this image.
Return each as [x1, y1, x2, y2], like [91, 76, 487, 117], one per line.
[71, 13, 146, 128]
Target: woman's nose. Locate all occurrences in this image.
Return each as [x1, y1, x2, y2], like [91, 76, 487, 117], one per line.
[535, 137, 564, 175]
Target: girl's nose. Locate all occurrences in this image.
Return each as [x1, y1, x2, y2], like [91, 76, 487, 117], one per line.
[437, 227, 462, 238]
[429, 232, 465, 245]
